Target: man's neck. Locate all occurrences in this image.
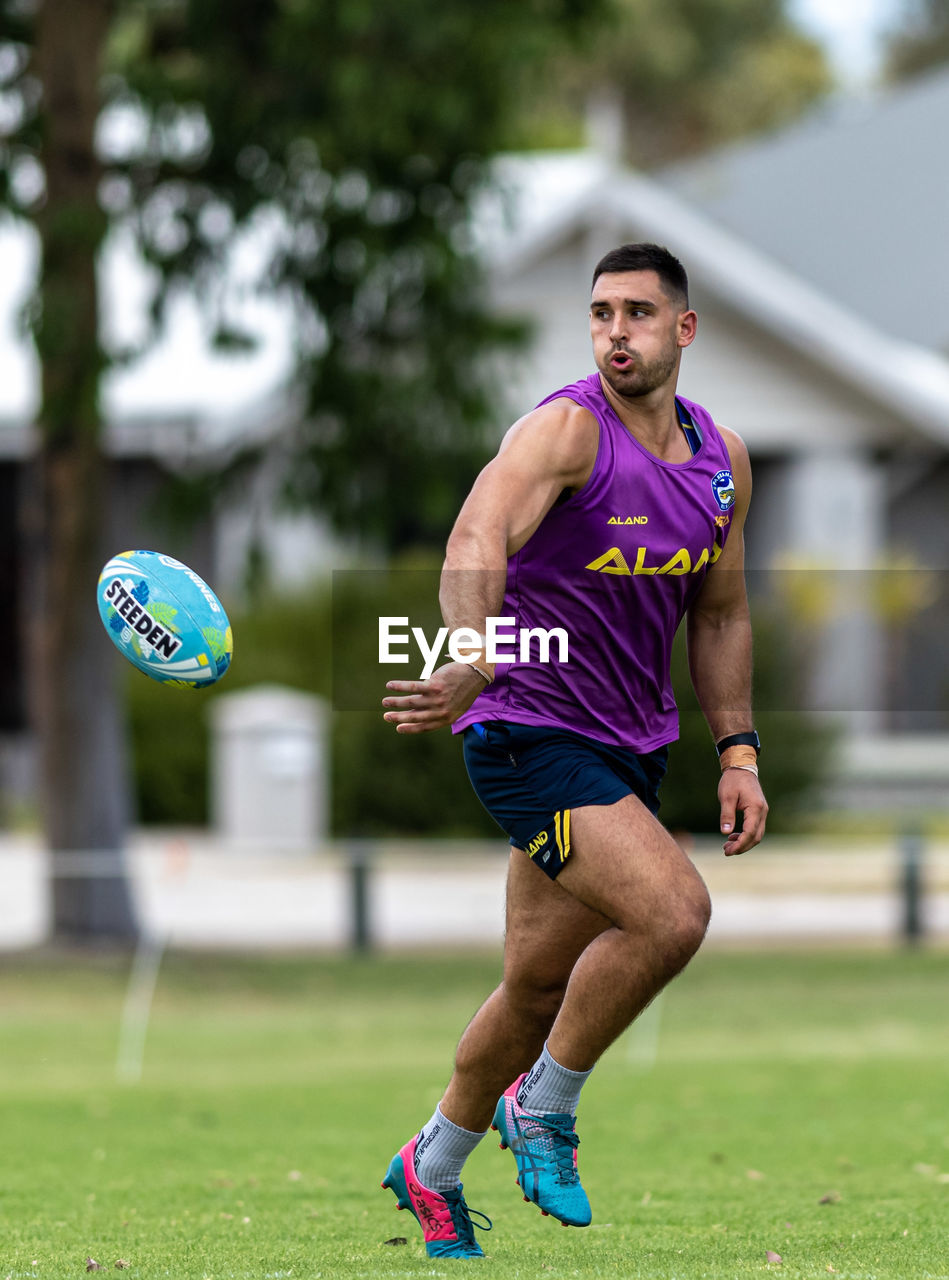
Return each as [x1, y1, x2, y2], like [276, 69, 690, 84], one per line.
[597, 374, 689, 463]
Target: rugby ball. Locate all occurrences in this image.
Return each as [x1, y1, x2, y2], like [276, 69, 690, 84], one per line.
[97, 550, 233, 688]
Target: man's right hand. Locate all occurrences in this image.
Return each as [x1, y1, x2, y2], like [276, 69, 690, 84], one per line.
[382, 661, 488, 734]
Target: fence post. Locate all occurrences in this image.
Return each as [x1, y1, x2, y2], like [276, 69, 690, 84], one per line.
[899, 828, 924, 947]
[349, 842, 373, 953]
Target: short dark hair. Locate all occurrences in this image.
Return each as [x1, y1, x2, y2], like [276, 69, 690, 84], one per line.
[592, 243, 689, 306]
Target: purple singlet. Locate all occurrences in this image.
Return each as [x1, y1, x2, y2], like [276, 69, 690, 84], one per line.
[452, 373, 735, 750]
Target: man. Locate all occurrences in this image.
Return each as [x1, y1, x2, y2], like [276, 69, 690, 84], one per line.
[380, 242, 767, 1258]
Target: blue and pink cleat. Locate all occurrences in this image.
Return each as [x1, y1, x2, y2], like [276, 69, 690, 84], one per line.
[382, 1135, 492, 1259]
[492, 1074, 592, 1226]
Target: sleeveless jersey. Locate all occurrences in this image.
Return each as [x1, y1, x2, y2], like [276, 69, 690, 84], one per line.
[451, 373, 736, 751]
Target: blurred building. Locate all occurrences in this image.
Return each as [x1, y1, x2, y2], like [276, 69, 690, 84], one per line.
[475, 78, 949, 770]
[660, 66, 949, 357]
[656, 65, 949, 752]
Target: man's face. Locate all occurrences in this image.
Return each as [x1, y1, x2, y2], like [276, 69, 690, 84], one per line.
[590, 270, 695, 399]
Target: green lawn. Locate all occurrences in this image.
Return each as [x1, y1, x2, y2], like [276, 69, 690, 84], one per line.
[0, 948, 946, 1279]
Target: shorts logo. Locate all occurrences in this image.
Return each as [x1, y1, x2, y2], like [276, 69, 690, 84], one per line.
[711, 470, 735, 512]
[526, 830, 549, 856]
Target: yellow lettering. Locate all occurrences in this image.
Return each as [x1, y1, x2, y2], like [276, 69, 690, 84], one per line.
[607, 516, 619, 525]
[585, 547, 631, 575]
[633, 547, 659, 576]
[659, 548, 692, 576]
[590, 543, 716, 577]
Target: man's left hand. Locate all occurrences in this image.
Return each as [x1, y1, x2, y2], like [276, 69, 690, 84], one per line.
[718, 768, 768, 855]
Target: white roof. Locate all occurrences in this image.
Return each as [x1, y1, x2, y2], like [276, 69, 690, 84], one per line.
[480, 150, 949, 446]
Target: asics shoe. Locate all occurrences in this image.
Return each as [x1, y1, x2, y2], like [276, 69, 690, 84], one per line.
[492, 1073, 592, 1226]
[381, 1135, 491, 1259]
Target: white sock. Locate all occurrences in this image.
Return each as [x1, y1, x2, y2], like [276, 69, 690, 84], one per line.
[413, 1105, 487, 1192]
[516, 1042, 593, 1115]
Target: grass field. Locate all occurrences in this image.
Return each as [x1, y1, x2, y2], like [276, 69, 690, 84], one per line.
[0, 947, 946, 1280]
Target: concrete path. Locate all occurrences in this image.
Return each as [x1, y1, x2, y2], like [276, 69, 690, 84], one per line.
[2, 832, 947, 950]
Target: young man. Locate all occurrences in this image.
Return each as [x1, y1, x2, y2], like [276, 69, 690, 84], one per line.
[381, 243, 768, 1258]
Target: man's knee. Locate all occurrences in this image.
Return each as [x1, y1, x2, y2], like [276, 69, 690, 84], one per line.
[503, 969, 568, 1027]
[664, 880, 712, 967]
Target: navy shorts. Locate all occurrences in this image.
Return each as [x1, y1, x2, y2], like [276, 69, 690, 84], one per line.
[462, 721, 668, 881]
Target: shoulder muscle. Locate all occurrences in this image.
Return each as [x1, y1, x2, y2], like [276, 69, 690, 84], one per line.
[496, 397, 598, 489]
[448, 398, 598, 560]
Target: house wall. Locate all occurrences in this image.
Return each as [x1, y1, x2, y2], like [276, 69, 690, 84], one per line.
[884, 459, 949, 730]
[677, 292, 900, 454]
[488, 228, 594, 421]
[492, 241, 904, 455]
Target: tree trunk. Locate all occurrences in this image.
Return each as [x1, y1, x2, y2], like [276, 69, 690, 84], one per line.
[29, 0, 137, 942]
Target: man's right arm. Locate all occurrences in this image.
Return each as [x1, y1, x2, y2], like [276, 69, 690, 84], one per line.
[441, 397, 596, 625]
[382, 399, 597, 734]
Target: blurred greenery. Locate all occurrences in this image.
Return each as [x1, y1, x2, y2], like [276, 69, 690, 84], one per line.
[100, 0, 606, 552]
[507, 0, 834, 165]
[128, 574, 831, 836]
[884, 0, 949, 81]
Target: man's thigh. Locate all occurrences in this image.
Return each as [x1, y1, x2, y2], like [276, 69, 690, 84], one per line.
[502, 792, 709, 987]
[557, 792, 709, 933]
[502, 845, 611, 993]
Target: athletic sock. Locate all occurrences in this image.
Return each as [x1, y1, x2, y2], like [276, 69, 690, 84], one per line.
[516, 1041, 593, 1116]
[413, 1105, 488, 1192]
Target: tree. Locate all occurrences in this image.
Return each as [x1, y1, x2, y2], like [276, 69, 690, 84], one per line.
[107, 0, 601, 549]
[0, 0, 601, 938]
[507, 0, 834, 167]
[884, 0, 949, 80]
[3, 0, 137, 941]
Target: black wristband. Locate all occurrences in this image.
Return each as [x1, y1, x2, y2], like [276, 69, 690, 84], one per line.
[716, 730, 760, 757]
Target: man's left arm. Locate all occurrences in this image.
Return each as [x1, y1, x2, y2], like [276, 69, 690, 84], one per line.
[687, 427, 768, 856]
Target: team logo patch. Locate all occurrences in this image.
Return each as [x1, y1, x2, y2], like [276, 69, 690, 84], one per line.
[711, 469, 735, 512]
